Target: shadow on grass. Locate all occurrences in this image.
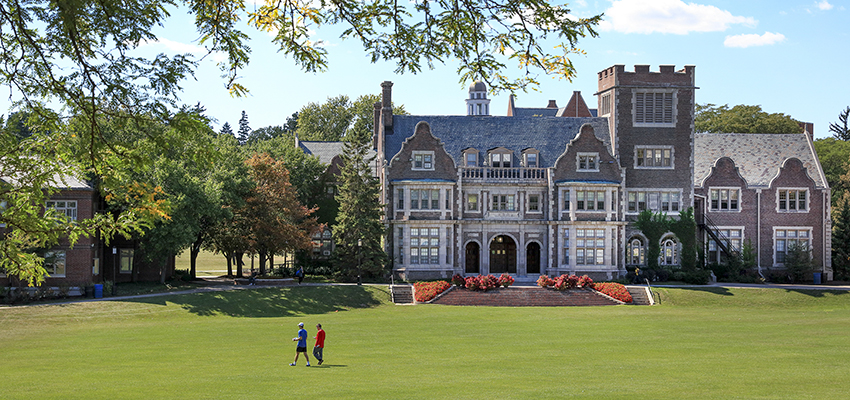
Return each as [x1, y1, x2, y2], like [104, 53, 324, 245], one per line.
[127, 286, 388, 318]
[674, 286, 850, 298]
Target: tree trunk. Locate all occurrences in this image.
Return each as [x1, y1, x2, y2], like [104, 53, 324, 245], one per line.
[235, 252, 244, 277]
[269, 253, 275, 274]
[225, 252, 233, 277]
[259, 251, 267, 275]
[189, 239, 203, 280]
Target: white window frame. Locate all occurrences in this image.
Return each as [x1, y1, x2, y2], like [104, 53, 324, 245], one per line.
[633, 89, 676, 127]
[562, 228, 571, 265]
[43, 250, 66, 277]
[707, 227, 744, 264]
[45, 200, 78, 221]
[628, 237, 645, 266]
[773, 227, 812, 266]
[396, 188, 404, 211]
[466, 193, 479, 211]
[575, 228, 606, 265]
[523, 150, 539, 168]
[600, 93, 612, 117]
[491, 194, 516, 211]
[660, 236, 678, 266]
[634, 146, 674, 169]
[119, 249, 134, 274]
[777, 188, 808, 213]
[527, 193, 542, 213]
[410, 189, 441, 210]
[626, 189, 682, 214]
[409, 227, 440, 265]
[575, 190, 606, 211]
[577, 152, 599, 172]
[412, 151, 435, 171]
[709, 187, 741, 212]
[490, 152, 512, 168]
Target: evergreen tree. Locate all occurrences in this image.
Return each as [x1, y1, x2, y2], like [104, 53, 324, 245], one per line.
[237, 110, 251, 145]
[830, 106, 850, 141]
[219, 122, 234, 137]
[332, 134, 387, 281]
[833, 193, 850, 280]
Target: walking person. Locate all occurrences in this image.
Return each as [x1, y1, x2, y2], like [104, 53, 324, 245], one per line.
[313, 324, 325, 365]
[295, 266, 304, 284]
[290, 322, 310, 367]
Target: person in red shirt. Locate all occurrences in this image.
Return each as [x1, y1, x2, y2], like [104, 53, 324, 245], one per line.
[313, 323, 326, 365]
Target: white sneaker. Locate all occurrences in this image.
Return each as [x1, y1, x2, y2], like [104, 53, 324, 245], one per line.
[289, 363, 296, 366]
[306, 363, 310, 367]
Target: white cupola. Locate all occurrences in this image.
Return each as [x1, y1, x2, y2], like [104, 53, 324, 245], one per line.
[466, 80, 490, 116]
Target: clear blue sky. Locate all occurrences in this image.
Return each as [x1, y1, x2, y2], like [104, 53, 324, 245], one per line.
[14, 1, 850, 139]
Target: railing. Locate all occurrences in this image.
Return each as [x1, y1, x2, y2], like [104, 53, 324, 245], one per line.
[698, 213, 739, 260]
[460, 167, 547, 182]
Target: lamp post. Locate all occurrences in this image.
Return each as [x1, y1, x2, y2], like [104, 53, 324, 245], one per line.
[357, 239, 362, 285]
[111, 247, 118, 295]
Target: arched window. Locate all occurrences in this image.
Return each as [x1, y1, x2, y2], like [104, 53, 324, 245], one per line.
[628, 237, 645, 265]
[660, 237, 678, 265]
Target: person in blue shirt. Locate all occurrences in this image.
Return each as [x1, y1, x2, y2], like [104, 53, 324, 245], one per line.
[290, 322, 311, 366]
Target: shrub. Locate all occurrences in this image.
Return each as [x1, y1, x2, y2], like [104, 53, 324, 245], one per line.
[413, 280, 451, 302]
[578, 275, 594, 288]
[553, 274, 580, 290]
[683, 270, 711, 285]
[593, 282, 633, 303]
[654, 269, 670, 282]
[464, 275, 500, 291]
[671, 271, 686, 282]
[536, 275, 554, 287]
[498, 274, 515, 287]
[451, 274, 465, 287]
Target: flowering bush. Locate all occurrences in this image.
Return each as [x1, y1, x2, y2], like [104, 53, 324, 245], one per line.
[498, 273, 515, 287]
[464, 274, 500, 291]
[451, 274, 465, 287]
[537, 275, 554, 287]
[413, 280, 451, 302]
[552, 274, 580, 290]
[578, 275, 594, 288]
[593, 282, 633, 303]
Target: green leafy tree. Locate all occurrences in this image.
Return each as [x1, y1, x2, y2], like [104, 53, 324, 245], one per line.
[243, 153, 319, 274]
[784, 242, 815, 283]
[695, 104, 800, 134]
[296, 94, 408, 142]
[670, 208, 697, 271]
[832, 193, 850, 280]
[633, 210, 670, 271]
[332, 137, 387, 281]
[830, 106, 850, 141]
[813, 138, 850, 205]
[0, 0, 599, 284]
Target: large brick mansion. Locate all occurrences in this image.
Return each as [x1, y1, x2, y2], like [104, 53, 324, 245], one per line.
[372, 65, 831, 281]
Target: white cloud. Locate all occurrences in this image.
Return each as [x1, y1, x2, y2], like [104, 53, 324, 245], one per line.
[723, 31, 786, 48]
[599, 0, 757, 34]
[139, 38, 227, 63]
[817, 1, 834, 10]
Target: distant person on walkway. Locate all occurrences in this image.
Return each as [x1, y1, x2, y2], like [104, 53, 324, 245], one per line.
[290, 322, 310, 367]
[313, 323, 325, 365]
[248, 270, 258, 286]
[295, 266, 304, 284]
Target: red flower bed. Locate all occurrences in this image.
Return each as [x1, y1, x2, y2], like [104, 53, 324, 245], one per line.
[464, 274, 500, 291]
[537, 275, 554, 287]
[498, 273, 515, 288]
[413, 280, 451, 302]
[593, 282, 633, 303]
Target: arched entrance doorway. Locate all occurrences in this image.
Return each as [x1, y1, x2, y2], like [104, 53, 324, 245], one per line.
[465, 242, 480, 274]
[490, 235, 516, 274]
[526, 242, 540, 274]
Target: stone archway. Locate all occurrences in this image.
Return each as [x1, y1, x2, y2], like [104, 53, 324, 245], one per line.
[465, 242, 480, 274]
[490, 235, 517, 274]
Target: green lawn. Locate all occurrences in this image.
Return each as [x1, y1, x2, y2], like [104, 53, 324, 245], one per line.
[2, 286, 850, 399]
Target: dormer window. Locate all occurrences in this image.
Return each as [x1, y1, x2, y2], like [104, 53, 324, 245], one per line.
[523, 149, 539, 168]
[491, 153, 512, 168]
[412, 151, 434, 170]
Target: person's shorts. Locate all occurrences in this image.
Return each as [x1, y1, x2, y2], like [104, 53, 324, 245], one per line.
[296, 346, 307, 352]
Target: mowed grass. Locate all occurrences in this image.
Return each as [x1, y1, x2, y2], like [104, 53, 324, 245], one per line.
[2, 286, 850, 399]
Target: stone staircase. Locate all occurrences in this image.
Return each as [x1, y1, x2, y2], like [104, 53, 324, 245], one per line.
[391, 285, 414, 304]
[431, 286, 620, 307]
[626, 286, 654, 305]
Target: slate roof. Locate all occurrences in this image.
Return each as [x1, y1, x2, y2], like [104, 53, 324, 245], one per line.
[511, 108, 559, 117]
[1, 172, 93, 190]
[386, 115, 610, 168]
[694, 133, 827, 189]
[299, 141, 376, 165]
